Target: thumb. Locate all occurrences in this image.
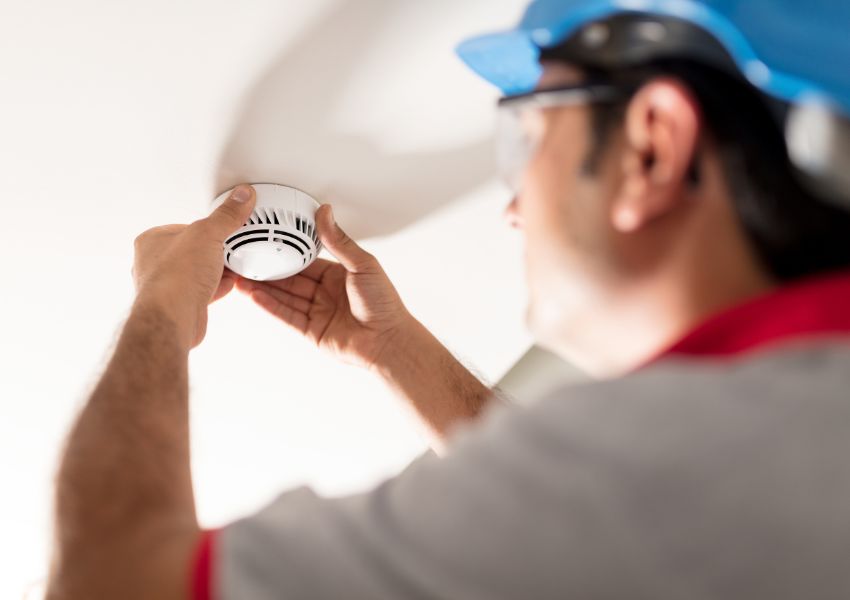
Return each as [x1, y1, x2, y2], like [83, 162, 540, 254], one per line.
[316, 204, 378, 273]
[206, 184, 256, 240]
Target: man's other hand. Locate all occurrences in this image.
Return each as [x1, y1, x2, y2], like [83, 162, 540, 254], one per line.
[132, 184, 256, 348]
[236, 204, 416, 372]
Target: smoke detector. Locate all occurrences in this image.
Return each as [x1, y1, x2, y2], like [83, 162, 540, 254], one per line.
[211, 183, 322, 281]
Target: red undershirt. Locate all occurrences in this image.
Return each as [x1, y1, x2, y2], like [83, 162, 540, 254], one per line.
[191, 268, 850, 600]
[664, 269, 850, 357]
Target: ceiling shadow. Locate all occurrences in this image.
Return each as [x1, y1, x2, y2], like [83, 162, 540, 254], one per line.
[214, 0, 495, 239]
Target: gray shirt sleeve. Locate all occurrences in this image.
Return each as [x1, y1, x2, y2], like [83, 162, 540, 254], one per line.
[216, 346, 850, 600]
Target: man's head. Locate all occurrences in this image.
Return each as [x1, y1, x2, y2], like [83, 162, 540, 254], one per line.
[503, 59, 758, 374]
[478, 12, 850, 375]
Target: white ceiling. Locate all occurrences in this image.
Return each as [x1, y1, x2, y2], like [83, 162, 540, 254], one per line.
[0, 0, 531, 596]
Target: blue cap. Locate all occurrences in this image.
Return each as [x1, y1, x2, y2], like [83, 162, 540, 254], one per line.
[457, 0, 850, 116]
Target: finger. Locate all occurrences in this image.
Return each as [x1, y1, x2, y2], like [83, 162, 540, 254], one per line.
[235, 275, 253, 293]
[315, 205, 379, 273]
[203, 184, 257, 242]
[250, 282, 312, 314]
[250, 288, 309, 335]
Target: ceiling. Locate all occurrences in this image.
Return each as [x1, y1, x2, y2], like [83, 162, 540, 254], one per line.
[0, 0, 532, 596]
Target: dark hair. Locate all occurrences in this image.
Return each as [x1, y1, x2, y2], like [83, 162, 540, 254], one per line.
[561, 58, 850, 282]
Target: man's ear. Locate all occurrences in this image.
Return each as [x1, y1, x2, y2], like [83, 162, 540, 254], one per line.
[611, 77, 702, 232]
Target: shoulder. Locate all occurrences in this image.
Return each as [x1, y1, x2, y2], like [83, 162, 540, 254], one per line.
[456, 342, 850, 480]
[517, 341, 850, 429]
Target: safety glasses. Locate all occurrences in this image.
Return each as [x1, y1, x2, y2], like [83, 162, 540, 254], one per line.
[496, 82, 630, 192]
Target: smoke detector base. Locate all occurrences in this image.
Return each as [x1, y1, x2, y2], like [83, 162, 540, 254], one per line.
[212, 183, 322, 281]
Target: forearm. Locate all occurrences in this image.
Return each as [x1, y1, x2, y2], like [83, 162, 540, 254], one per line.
[374, 319, 496, 451]
[50, 301, 199, 596]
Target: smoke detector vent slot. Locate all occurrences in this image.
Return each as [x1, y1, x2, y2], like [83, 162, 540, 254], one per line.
[211, 184, 322, 281]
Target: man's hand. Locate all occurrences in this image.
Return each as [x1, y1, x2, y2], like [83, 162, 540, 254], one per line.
[46, 188, 261, 598]
[236, 204, 416, 371]
[132, 184, 256, 348]
[48, 186, 257, 598]
[236, 204, 496, 448]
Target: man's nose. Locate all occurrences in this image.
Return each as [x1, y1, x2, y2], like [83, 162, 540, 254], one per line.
[503, 195, 523, 230]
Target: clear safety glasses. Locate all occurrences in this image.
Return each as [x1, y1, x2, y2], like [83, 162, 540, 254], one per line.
[496, 82, 630, 192]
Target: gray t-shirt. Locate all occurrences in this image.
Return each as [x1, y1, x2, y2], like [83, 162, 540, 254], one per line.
[215, 341, 850, 599]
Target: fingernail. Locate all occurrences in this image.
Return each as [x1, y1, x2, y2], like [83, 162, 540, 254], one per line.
[231, 184, 252, 203]
[328, 205, 336, 225]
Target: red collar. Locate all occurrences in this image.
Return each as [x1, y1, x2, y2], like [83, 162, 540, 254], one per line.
[664, 269, 850, 359]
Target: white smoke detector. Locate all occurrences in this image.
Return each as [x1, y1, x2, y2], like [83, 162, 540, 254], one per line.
[211, 183, 322, 281]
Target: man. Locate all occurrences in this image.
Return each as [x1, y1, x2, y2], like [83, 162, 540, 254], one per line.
[48, 0, 850, 598]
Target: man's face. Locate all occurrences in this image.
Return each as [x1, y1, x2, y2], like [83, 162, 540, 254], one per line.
[504, 63, 628, 368]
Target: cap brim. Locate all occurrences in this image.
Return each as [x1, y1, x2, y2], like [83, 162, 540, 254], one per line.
[456, 30, 544, 96]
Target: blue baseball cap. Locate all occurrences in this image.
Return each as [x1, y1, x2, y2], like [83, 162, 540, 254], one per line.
[456, 0, 850, 117]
